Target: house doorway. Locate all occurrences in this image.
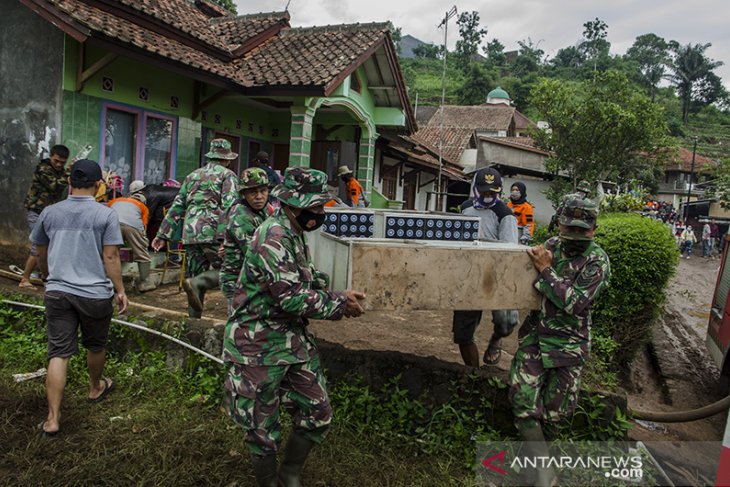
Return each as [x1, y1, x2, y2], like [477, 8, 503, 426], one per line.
[272, 143, 289, 173]
[214, 132, 241, 174]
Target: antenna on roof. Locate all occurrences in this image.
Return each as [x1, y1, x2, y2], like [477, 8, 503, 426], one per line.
[436, 6, 457, 211]
[284, 0, 291, 11]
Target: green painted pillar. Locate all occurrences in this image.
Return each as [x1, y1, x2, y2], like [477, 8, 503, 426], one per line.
[357, 133, 376, 195]
[288, 105, 315, 167]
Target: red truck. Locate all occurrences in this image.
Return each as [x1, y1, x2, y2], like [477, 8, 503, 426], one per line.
[708, 235, 730, 392]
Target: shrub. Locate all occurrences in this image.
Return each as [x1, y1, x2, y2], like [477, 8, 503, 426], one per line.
[592, 213, 678, 365]
[599, 192, 645, 213]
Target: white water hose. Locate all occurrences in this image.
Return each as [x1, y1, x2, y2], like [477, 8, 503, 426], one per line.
[2, 299, 223, 365]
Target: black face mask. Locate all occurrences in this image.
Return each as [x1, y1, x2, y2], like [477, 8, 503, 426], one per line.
[296, 209, 326, 232]
[559, 232, 593, 256]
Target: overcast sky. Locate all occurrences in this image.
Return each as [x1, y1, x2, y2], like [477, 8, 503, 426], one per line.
[236, 0, 730, 90]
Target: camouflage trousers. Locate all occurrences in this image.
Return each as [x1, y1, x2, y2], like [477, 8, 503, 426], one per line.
[509, 336, 583, 432]
[224, 355, 333, 456]
[184, 243, 221, 278]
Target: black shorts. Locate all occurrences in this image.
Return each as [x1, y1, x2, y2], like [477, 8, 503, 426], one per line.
[44, 291, 113, 359]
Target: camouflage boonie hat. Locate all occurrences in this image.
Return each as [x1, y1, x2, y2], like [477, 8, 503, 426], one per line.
[576, 180, 592, 194]
[240, 167, 269, 190]
[205, 138, 238, 160]
[271, 167, 329, 209]
[558, 195, 598, 229]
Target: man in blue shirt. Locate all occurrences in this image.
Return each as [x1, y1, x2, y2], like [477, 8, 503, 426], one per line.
[31, 159, 128, 437]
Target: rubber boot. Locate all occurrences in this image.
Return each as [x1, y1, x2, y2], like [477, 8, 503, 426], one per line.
[182, 276, 204, 312]
[136, 262, 157, 292]
[191, 269, 219, 310]
[278, 431, 315, 487]
[520, 423, 557, 487]
[250, 453, 278, 487]
[187, 306, 202, 319]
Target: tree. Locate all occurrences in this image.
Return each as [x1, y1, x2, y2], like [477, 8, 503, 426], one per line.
[551, 46, 586, 69]
[483, 38, 506, 68]
[211, 0, 236, 13]
[511, 38, 544, 76]
[707, 158, 730, 209]
[390, 26, 403, 55]
[454, 11, 487, 71]
[578, 18, 610, 74]
[457, 63, 493, 105]
[667, 42, 725, 122]
[530, 71, 669, 203]
[413, 43, 444, 60]
[625, 34, 670, 102]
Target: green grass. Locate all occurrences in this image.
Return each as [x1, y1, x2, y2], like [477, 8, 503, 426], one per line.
[0, 298, 475, 486]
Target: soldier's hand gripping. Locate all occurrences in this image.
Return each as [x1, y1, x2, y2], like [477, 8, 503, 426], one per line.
[343, 290, 366, 318]
[527, 244, 553, 273]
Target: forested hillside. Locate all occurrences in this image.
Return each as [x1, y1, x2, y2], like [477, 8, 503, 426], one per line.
[397, 14, 730, 162]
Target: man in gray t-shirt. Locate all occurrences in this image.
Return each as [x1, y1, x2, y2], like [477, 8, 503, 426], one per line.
[453, 167, 520, 367]
[30, 159, 127, 437]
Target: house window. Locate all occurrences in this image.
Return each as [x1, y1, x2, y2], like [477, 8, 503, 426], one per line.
[102, 104, 177, 191]
[382, 172, 397, 200]
[351, 72, 362, 94]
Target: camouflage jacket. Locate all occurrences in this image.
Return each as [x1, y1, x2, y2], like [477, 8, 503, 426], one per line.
[156, 162, 238, 244]
[218, 201, 272, 299]
[521, 236, 611, 368]
[223, 209, 347, 366]
[24, 159, 69, 213]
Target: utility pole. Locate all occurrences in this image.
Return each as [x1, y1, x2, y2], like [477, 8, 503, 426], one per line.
[684, 136, 698, 221]
[436, 6, 457, 211]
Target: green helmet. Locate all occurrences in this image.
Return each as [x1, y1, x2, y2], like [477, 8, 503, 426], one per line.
[558, 195, 598, 229]
[271, 167, 329, 209]
[240, 167, 269, 190]
[576, 180, 592, 195]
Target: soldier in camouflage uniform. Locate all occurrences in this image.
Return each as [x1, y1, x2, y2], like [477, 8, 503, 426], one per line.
[19, 145, 70, 289]
[152, 139, 239, 317]
[219, 167, 272, 315]
[223, 167, 366, 487]
[509, 195, 610, 486]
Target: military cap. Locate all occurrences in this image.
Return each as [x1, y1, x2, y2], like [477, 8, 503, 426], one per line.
[271, 167, 329, 209]
[558, 195, 599, 229]
[205, 138, 238, 160]
[576, 180, 592, 194]
[240, 167, 269, 190]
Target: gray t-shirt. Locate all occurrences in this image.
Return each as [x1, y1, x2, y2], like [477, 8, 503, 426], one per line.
[461, 203, 519, 243]
[30, 195, 124, 298]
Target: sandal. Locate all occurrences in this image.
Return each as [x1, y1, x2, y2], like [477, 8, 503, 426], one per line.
[88, 377, 115, 403]
[483, 339, 502, 365]
[37, 421, 59, 438]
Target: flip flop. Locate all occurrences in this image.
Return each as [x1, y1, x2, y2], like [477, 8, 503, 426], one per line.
[88, 377, 115, 404]
[37, 421, 59, 438]
[18, 281, 37, 290]
[483, 340, 502, 365]
[9, 265, 24, 276]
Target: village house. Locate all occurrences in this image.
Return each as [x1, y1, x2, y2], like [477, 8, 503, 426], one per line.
[1, 0, 430, 246]
[414, 87, 555, 222]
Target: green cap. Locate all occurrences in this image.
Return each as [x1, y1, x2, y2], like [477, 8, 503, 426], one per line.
[205, 138, 238, 160]
[271, 167, 329, 208]
[576, 180, 592, 195]
[240, 167, 269, 190]
[558, 195, 598, 229]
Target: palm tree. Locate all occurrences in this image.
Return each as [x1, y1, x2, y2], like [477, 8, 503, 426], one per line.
[666, 42, 724, 122]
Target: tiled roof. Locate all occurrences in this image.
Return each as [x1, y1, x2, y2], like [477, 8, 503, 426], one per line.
[479, 136, 550, 156]
[424, 105, 516, 131]
[236, 23, 389, 90]
[412, 126, 475, 166]
[379, 133, 466, 180]
[513, 110, 536, 130]
[663, 146, 716, 172]
[211, 11, 289, 50]
[113, 0, 234, 52]
[46, 0, 249, 84]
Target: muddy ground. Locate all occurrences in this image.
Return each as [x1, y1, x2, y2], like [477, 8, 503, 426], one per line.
[1, 248, 726, 447]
